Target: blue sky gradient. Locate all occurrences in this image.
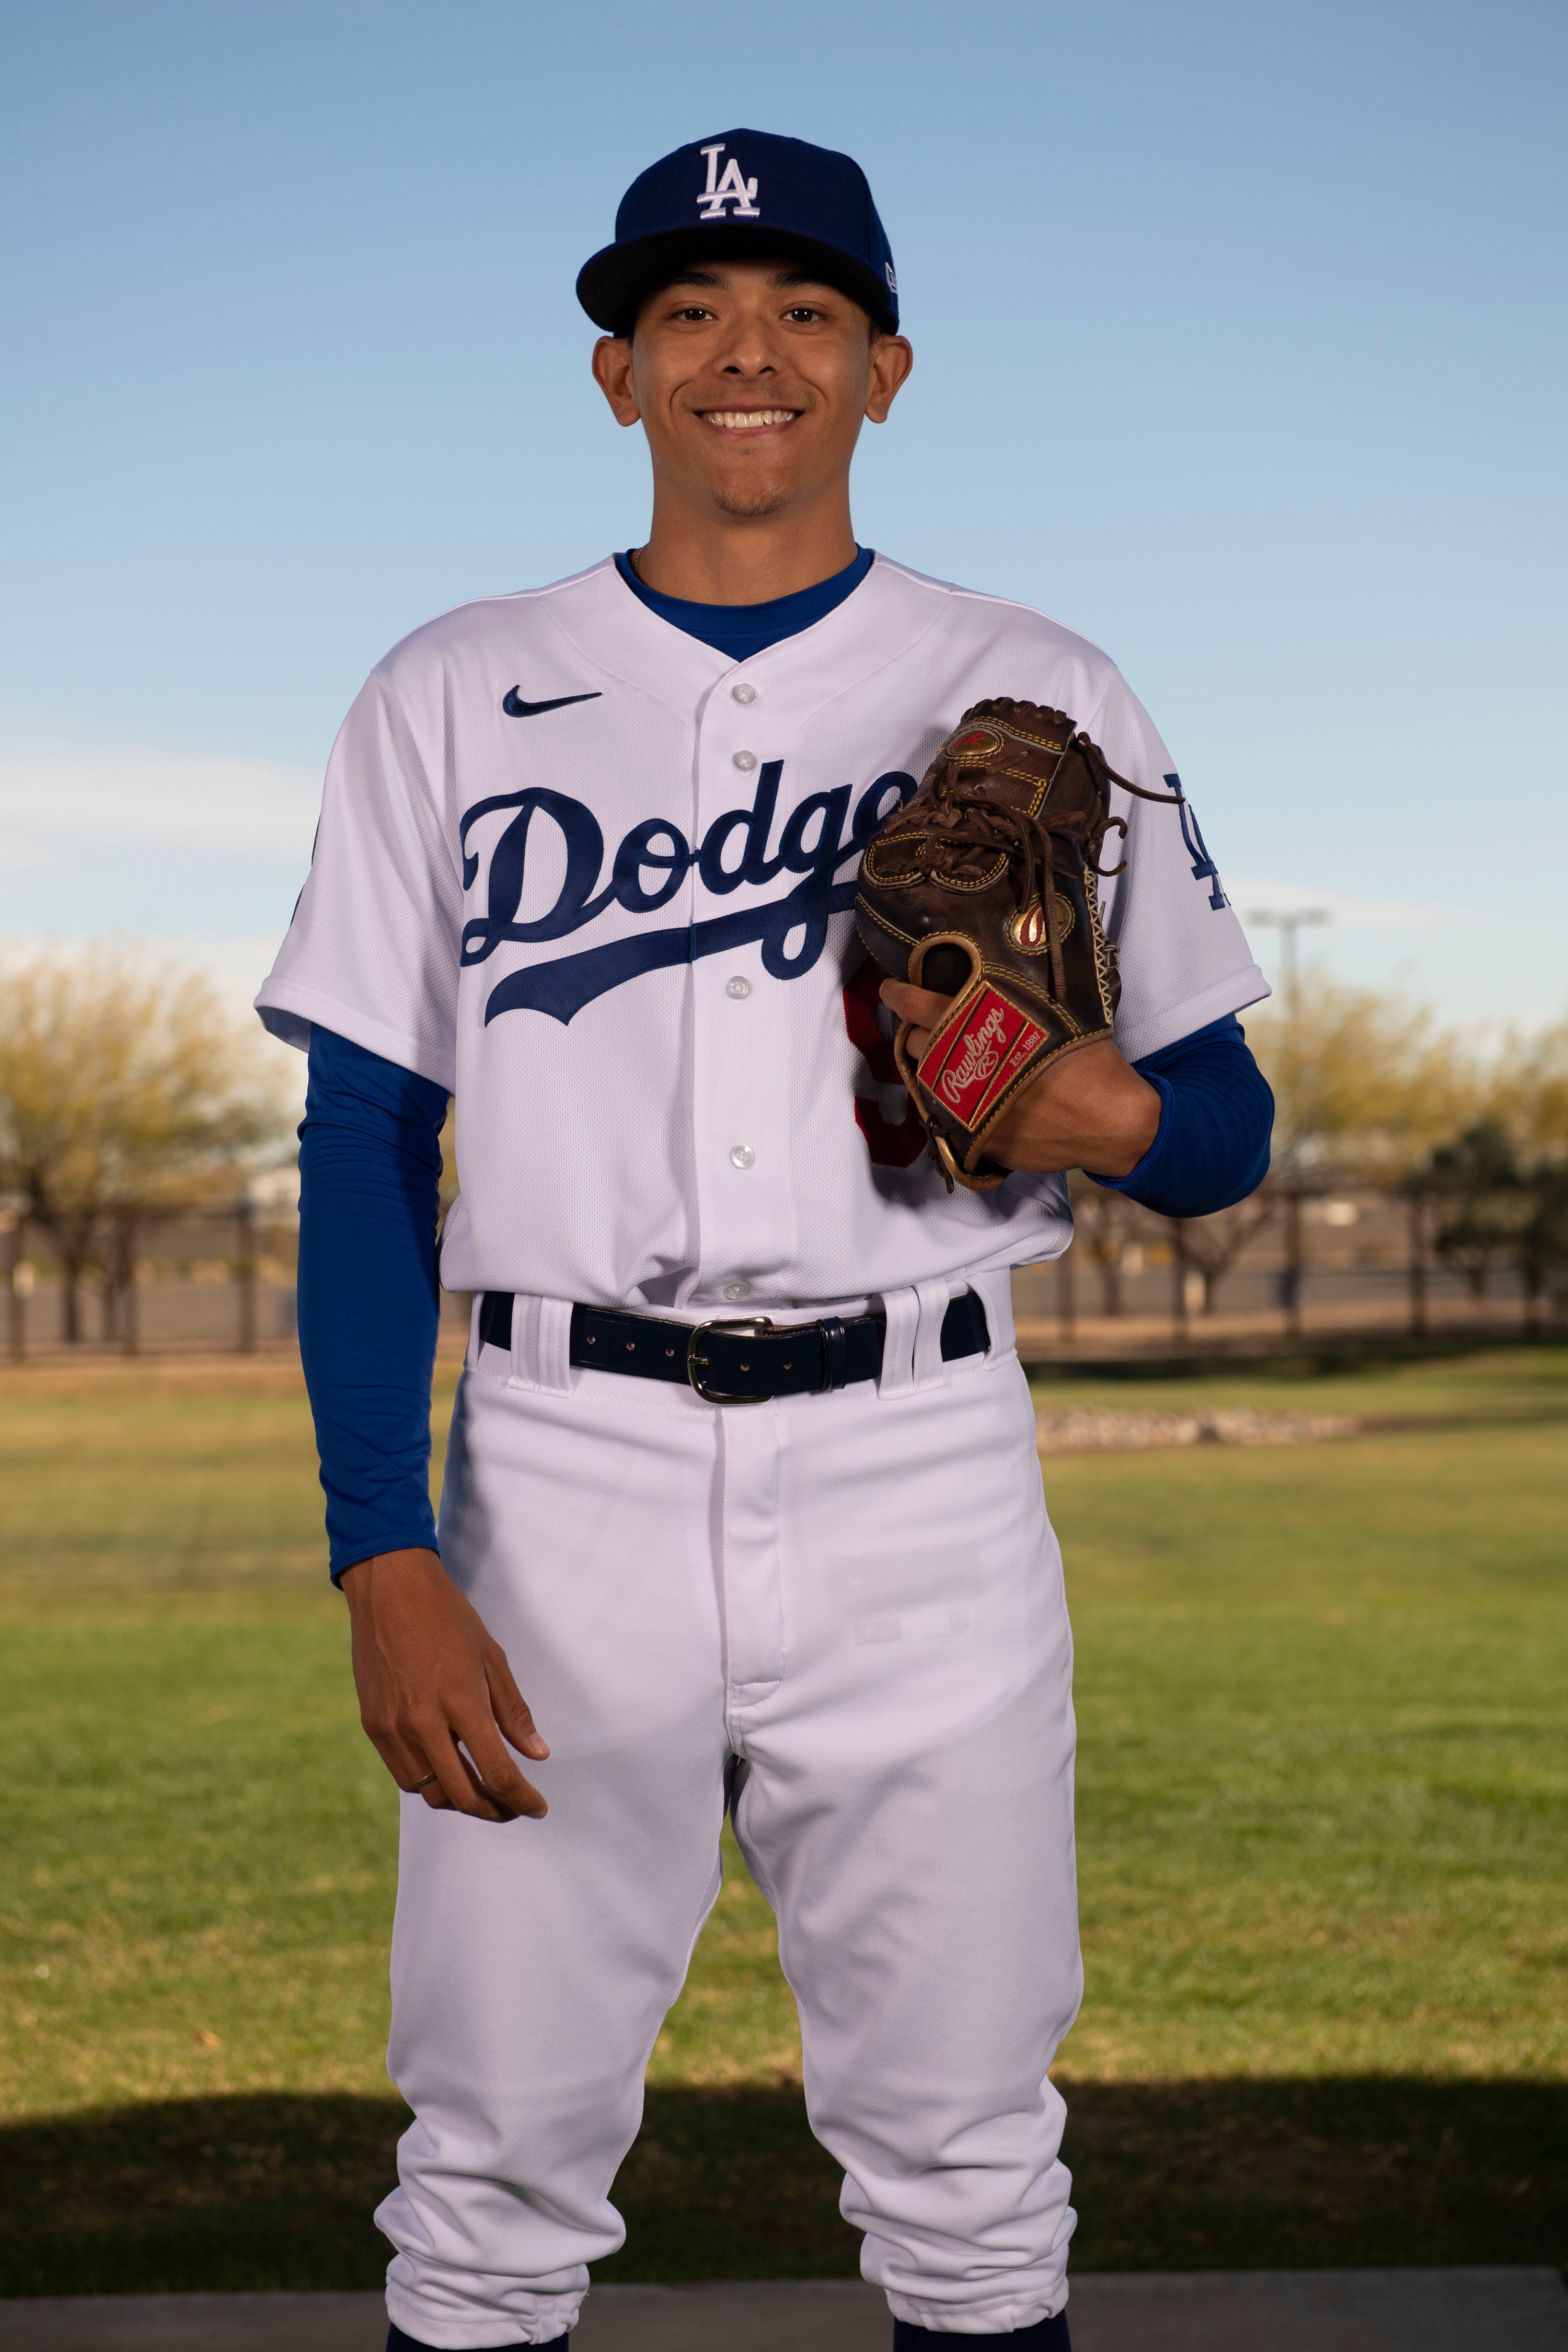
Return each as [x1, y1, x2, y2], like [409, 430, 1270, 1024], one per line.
[2, 0, 1563, 1032]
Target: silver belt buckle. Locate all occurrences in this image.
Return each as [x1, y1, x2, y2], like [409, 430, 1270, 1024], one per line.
[687, 1316, 775, 1404]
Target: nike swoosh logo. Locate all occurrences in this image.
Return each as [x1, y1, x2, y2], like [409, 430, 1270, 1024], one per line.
[503, 685, 603, 718]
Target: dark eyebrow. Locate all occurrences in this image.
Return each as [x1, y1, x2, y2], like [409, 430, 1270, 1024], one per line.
[655, 266, 840, 297]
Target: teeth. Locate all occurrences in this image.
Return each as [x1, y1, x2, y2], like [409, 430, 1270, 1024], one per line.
[708, 409, 796, 430]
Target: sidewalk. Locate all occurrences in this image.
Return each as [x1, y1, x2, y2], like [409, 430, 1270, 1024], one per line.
[3, 2274, 1566, 2351]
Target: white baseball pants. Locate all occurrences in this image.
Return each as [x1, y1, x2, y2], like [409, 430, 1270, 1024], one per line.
[378, 1286, 1081, 2348]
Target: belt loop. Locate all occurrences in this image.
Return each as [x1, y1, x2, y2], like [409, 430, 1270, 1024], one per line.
[466, 1292, 483, 1374]
[537, 1297, 573, 1396]
[504, 1294, 574, 1396]
[912, 1276, 955, 1389]
[969, 1267, 1017, 1363]
[819, 1315, 847, 1391]
[505, 1294, 540, 1391]
[877, 1286, 919, 1399]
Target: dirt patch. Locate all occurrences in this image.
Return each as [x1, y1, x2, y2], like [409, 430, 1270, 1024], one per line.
[1037, 1406, 1362, 1454]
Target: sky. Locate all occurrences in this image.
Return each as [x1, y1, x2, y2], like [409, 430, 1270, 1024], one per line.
[2, 0, 1564, 1057]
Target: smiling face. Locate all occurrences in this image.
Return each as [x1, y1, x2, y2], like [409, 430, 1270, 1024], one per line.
[592, 258, 912, 525]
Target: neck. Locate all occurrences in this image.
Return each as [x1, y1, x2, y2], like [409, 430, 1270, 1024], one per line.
[631, 481, 858, 605]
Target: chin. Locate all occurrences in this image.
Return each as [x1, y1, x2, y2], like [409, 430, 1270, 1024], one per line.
[711, 484, 795, 518]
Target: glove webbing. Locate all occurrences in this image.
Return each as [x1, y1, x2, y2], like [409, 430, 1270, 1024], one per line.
[920, 739, 1182, 1000]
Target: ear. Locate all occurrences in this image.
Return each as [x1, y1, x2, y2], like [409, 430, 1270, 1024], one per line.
[865, 335, 914, 425]
[591, 336, 641, 426]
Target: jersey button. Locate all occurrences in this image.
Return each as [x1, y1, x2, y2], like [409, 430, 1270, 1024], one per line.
[722, 1281, 750, 1300]
[730, 683, 757, 704]
[729, 1144, 755, 1170]
[725, 975, 752, 1000]
[732, 750, 757, 771]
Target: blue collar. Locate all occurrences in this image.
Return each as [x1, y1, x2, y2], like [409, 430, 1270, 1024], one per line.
[614, 546, 874, 661]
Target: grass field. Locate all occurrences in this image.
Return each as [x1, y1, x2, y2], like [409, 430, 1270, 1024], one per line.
[1, 1345, 1564, 2290]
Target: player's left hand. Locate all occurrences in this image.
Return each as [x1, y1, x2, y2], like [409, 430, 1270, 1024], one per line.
[880, 978, 1162, 1179]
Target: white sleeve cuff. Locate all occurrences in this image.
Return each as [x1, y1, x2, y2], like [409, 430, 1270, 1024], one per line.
[253, 978, 456, 1094]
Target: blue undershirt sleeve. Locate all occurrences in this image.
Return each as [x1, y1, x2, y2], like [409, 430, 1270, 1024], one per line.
[297, 1026, 450, 1583]
[1091, 1014, 1274, 1218]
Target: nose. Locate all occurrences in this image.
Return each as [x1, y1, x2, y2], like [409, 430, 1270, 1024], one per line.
[713, 308, 783, 378]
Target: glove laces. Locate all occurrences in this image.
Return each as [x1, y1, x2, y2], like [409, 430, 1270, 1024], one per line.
[924, 736, 1181, 999]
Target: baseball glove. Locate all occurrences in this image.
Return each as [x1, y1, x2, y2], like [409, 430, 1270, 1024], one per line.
[854, 698, 1182, 1192]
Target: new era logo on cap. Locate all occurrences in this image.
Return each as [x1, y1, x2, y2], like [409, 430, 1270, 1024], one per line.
[575, 127, 900, 336]
[697, 142, 760, 220]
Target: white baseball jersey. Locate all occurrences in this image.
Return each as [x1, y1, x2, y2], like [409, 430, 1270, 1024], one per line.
[257, 553, 1266, 1310]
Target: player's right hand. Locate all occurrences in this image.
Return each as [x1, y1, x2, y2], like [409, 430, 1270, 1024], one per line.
[340, 1548, 549, 1822]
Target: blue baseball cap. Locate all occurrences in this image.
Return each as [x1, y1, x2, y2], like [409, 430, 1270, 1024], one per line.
[577, 129, 899, 336]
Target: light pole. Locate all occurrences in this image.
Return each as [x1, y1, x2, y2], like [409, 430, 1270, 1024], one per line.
[1246, 907, 1331, 1021]
[1247, 908, 1331, 1340]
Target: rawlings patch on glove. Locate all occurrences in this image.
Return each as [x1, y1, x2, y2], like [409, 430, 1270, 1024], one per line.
[854, 697, 1181, 1192]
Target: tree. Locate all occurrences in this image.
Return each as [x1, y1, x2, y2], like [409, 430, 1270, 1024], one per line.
[1483, 1021, 1568, 1161]
[1425, 1122, 1524, 1299]
[1067, 1181, 1139, 1316]
[0, 950, 289, 1341]
[1168, 1196, 1276, 1315]
[1481, 1021, 1568, 1327]
[1247, 975, 1480, 1178]
[1517, 1162, 1568, 1330]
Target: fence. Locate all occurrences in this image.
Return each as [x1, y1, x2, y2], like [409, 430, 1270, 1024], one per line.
[1, 1176, 1557, 1363]
[1013, 1174, 1555, 1360]
[2, 1203, 285, 1356]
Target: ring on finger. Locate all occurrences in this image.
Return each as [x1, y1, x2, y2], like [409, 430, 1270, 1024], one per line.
[411, 1771, 438, 1790]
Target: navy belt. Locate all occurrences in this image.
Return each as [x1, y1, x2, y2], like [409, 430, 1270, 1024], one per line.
[478, 1291, 989, 1404]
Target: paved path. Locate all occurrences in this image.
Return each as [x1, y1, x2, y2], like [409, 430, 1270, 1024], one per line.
[2, 2274, 1566, 2351]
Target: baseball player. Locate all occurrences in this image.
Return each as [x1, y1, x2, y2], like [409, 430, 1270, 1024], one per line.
[259, 129, 1272, 2352]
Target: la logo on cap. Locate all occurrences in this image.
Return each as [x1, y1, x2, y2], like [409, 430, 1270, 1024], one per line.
[696, 142, 760, 220]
